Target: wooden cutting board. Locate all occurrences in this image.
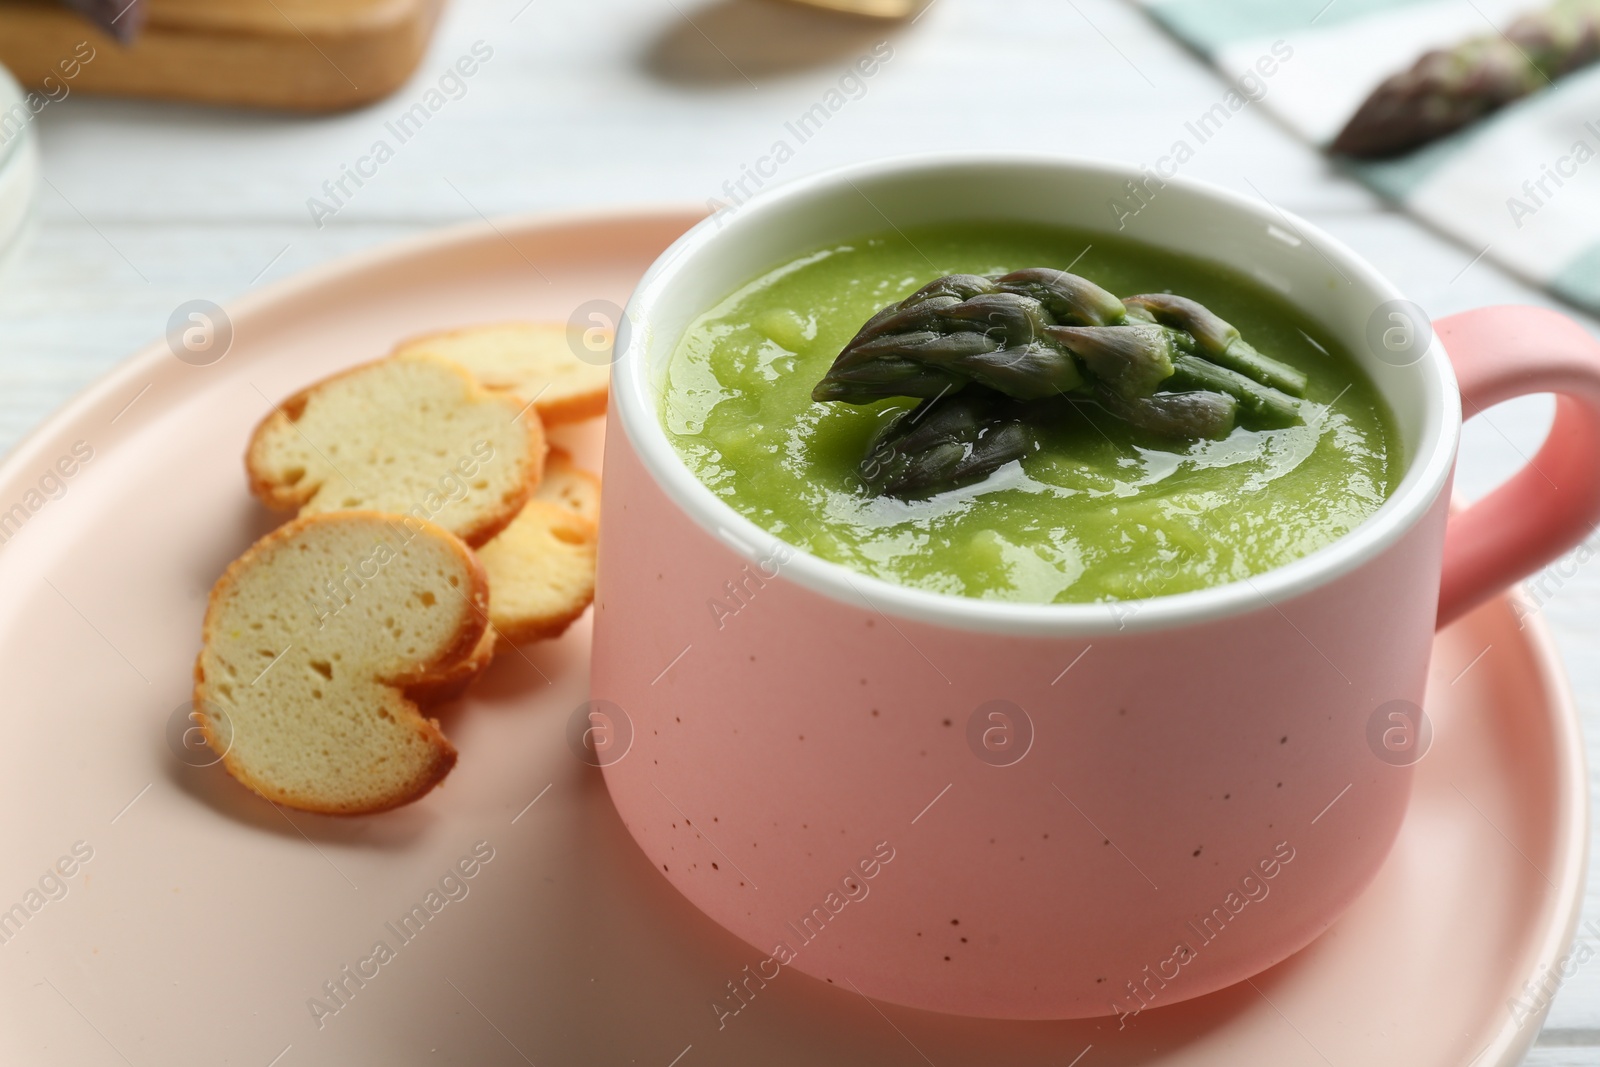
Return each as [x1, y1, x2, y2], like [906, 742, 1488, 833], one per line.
[0, 0, 446, 111]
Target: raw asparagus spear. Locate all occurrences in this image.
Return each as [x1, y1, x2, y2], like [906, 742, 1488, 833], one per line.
[1332, 0, 1600, 158]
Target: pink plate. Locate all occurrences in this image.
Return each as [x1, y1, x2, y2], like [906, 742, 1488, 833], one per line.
[0, 210, 1583, 1066]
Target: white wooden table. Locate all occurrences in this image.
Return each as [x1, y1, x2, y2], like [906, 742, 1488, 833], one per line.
[0, 0, 1593, 1061]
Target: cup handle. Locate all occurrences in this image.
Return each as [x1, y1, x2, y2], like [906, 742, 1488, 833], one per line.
[1434, 306, 1600, 628]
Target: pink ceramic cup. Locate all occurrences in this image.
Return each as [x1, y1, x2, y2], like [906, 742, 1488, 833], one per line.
[589, 155, 1600, 1020]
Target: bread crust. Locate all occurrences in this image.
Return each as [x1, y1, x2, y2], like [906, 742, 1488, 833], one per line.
[391, 321, 611, 428]
[404, 624, 496, 707]
[244, 356, 546, 548]
[535, 446, 602, 522]
[193, 510, 490, 815]
[526, 388, 608, 427]
[493, 598, 594, 645]
[483, 503, 598, 646]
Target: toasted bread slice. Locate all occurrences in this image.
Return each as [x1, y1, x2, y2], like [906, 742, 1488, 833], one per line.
[532, 447, 601, 523]
[405, 625, 496, 707]
[247, 356, 545, 547]
[418, 450, 600, 682]
[477, 498, 598, 645]
[194, 511, 488, 815]
[392, 322, 610, 426]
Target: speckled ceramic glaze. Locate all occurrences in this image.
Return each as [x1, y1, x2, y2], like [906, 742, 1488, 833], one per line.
[590, 156, 1600, 1019]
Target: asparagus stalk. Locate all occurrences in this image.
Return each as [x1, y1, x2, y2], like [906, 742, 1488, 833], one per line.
[1332, 0, 1600, 158]
[1043, 323, 1179, 400]
[1168, 355, 1302, 429]
[818, 292, 1088, 401]
[813, 268, 1312, 496]
[860, 391, 1036, 498]
[1094, 387, 1239, 440]
[1123, 293, 1307, 396]
[993, 268, 1128, 327]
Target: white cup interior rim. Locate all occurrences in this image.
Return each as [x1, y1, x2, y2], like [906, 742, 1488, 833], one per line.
[613, 152, 1461, 637]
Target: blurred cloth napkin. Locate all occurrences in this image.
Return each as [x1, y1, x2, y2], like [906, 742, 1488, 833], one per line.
[1143, 0, 1600, 314]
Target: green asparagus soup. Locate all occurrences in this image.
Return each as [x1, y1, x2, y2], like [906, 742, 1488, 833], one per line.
[660, 222, 1401, 604]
